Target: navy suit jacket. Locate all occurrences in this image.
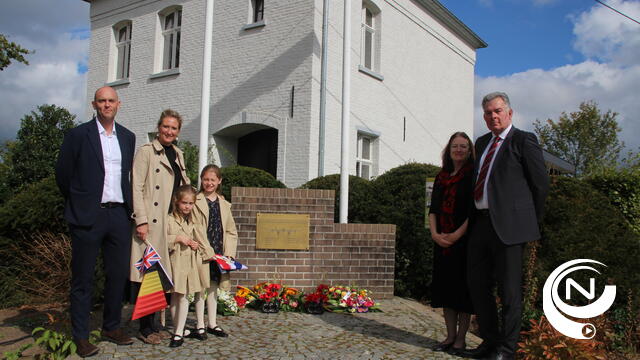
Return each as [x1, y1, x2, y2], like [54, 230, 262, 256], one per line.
[474, 127, 549, 245]
[55, 118, 136, 227]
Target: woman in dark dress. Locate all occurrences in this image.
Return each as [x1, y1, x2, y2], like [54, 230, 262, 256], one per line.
[429, 132, 475, 356]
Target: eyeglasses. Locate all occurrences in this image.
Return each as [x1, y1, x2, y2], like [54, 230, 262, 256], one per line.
[451, 144, 469, 150]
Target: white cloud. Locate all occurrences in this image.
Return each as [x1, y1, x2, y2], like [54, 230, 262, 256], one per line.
[0, 33, 88, 141]
[0, 0, 89, 142]
[475, 0, 640, 152]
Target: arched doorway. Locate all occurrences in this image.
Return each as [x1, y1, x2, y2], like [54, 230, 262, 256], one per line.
[237, 128, 278, 177]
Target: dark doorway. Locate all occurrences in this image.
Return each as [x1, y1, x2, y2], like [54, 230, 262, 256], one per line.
[237, 128, 278, 177]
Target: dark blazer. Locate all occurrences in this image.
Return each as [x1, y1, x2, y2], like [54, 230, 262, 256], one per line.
[474, 127, 549, 245]
[55, 118, 136, 227]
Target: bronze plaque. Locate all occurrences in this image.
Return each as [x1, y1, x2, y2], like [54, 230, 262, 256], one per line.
[256, 213, 310, 250]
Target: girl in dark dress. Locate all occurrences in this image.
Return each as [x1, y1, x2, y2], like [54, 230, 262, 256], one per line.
[429, 132, 475, 356]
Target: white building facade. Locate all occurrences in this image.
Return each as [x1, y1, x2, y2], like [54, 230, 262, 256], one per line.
[85, 0, 486, 187]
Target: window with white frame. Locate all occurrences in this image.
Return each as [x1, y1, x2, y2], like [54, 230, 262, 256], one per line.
[114, 22, 132, 80]
[361, 2, 380, 72]
[161, 7, 181, 70]
[356, 133, 377, 180]
[250, 0, 264, 23]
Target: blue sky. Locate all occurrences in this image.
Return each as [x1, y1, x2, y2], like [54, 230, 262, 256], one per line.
[1, 0, 639, 151]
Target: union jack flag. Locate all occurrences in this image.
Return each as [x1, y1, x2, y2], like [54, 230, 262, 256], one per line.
[134, 244, 161, 273]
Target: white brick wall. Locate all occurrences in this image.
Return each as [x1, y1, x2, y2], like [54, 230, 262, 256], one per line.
[86, 0, 481, 187]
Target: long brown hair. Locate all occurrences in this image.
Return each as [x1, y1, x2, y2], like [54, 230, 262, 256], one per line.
[171, 184, 197, 220]
[199, 164, 222, 194]
[441, 132, 475, 173]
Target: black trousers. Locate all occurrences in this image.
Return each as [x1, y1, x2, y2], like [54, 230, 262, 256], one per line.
[467, 212, 524, 356]
[69, 206, 131, 340]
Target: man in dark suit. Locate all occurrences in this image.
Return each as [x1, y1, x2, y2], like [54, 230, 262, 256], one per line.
[463, 92, 549, 360]
[56, 86, 136, 357]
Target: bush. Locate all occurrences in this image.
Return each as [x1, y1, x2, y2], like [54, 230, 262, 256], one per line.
[220, 165, 286, 201]
[299, 174, 373, 223]
[369, 163, 441, 299]
[178, 140, 199, 184]
[538, 177, 640, 307]
[587, 171, 640, 235]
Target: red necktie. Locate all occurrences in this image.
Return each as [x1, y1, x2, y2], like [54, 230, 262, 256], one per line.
[474, 137, 502, 201]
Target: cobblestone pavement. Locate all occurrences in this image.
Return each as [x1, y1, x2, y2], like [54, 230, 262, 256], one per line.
[82, 297, 480, 360]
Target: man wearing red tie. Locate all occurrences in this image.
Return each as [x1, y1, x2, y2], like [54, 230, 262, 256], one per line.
[463, 92, 549, 360]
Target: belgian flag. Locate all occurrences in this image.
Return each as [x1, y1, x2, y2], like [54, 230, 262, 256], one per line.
[131, 263, 173, 320]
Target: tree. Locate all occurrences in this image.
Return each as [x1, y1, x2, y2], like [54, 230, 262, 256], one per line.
[2, 105, 76, 196]
[0, 34, 31, 71]
[533, 101, 623, 176]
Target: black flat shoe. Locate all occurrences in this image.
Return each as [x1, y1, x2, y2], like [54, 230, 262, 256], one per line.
[447, 345, 467, 357]
[169, 335, 183, 348]
[432, 341, 453, 352]
[460, 341, 494, 359]
[207, 326, 228, 337]
[186, 328, 207, 341]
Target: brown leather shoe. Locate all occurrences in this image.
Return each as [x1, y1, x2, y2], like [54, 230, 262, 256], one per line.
[74, 338, 99, 358]
[102, 328, 133, 345]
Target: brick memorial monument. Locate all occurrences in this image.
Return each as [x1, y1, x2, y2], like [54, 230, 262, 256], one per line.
[229, 187, 396, 298]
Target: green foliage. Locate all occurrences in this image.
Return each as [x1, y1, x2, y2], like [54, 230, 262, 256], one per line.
[299, 174, 373, 223]
[538, 177, 640, 309]
[1, 104, 76, 198]
[0, 34, 30, 71]
[3, 342, 33, 360]
[0, 177, 67, 307]
[369, 163, 441, 298]
[587, 170, 640, 235]
[0, 176, 66, 240]
[32, 327, 76, 360]
[220, 165, 286, 201]
[534, 101, 623, 177]
[177, 140, 199, 184]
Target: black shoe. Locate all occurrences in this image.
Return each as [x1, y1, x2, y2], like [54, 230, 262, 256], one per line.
[186, 328, 207, 341]
[431, 341, 453, 352]
[207, 326, 228, 337]
[169, 335, 183, 348]
[74, 339, 99, 358]
[460, 342, 495, 359]
[447, 346, 467, 357]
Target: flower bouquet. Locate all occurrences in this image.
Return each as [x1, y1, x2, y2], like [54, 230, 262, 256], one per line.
[253, 282, 282, 313]
[235, 285, 257, 309]
[303, 284, 329, 314]
[216, 289, 239, 316]
[325, 285, 381, 313]
[279, 286, 303, 312]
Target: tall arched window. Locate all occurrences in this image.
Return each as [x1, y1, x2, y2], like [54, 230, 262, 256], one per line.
[113, 21, 132, 80]
[160, 7, 182, 70]
[361, 1, 381, 73]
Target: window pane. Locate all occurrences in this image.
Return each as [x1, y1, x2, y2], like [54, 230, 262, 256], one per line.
[175, 31, 180, 68]
[362, 137, 371, 160]
[163, 33, 172, 69]
[117, 45, 125, 79]
[366, 9, 373, 27]
[124, 42, 130, 78]
[177, 10, 182, 27]
[364, 29, 372, 69]
[118, 27, 127, 42]
[356, 162, 361, 177]
[362, 164, 370, 179]
[165, 13, 174, 30]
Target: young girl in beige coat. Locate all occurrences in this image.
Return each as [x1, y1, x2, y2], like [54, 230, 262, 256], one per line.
[192, 165, 238, 338]
[166, 185, 215, 347]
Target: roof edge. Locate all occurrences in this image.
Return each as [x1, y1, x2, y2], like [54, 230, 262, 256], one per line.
[415, 0, 488, 49]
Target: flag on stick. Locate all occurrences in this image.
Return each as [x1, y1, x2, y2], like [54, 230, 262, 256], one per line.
[131, 263, 172, 320]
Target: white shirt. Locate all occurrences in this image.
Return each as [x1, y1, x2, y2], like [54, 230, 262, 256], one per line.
[474, 124, 512, 210]
[97, 119, 124, 203]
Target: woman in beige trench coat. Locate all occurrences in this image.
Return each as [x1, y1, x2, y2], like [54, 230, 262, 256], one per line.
[192, 164, 238, 338]
[130, 109, 189, 344]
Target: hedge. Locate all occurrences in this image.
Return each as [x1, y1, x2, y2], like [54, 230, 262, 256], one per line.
[220, 165, 286, 201]
[298, 174, 373, 223]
